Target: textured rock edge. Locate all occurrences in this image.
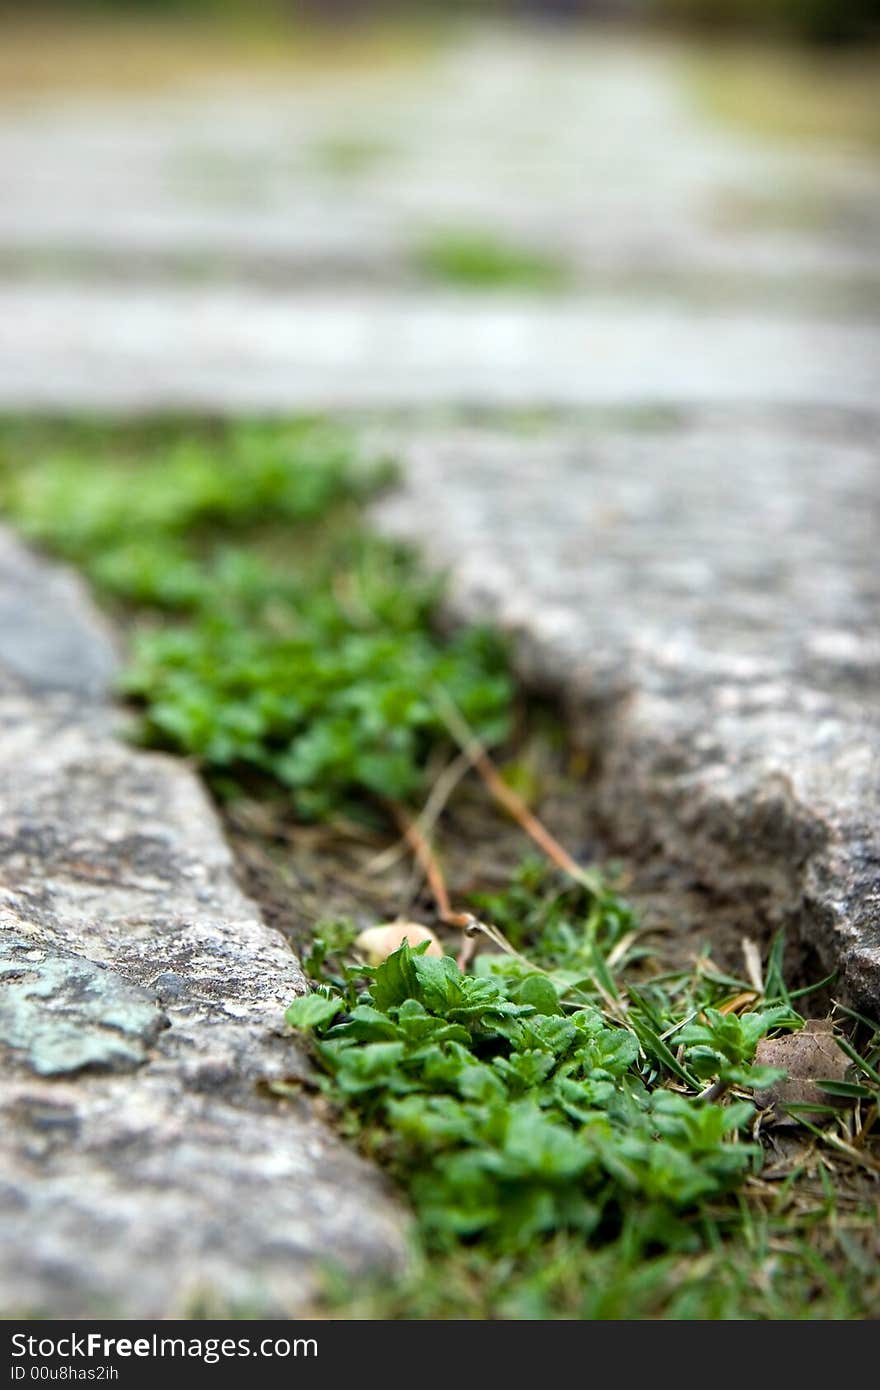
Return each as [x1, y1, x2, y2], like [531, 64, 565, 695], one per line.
[0, 527, 408, 1318]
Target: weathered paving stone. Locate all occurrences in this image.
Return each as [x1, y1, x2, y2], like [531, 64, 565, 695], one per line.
[1, 37, 877, 287]
[0, 530, 408, 1317]
[2, 287, 880, 412]
[375, 407, 880, 1013]
[1, 26, 878, 1311]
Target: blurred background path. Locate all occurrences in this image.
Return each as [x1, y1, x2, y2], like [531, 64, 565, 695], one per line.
[1, 21, 878, 408]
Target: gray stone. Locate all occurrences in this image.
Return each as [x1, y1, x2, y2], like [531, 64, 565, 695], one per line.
[0, 532, 407, 1316]
[375, 408, 880, 1012]
[0, 528, 119, 697]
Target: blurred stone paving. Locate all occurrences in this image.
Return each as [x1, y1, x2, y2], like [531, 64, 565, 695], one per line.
[0, 32, 879, 407]
[1, 28, 879, 1315]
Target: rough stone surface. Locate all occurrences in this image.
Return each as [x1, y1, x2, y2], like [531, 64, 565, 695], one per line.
[0, 530, 407, 1317]
[375, 407, 880, 1013]
[1, 37, 877, 285]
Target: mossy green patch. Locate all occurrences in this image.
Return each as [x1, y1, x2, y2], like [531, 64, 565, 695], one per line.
[413, 229, 570, 292]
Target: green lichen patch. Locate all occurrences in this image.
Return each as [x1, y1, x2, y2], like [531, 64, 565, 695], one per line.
[0, 938, 166, 1076]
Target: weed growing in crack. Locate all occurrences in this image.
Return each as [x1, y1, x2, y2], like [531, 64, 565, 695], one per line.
[289, 863, 880, 1319]
[288, 865, 794, 1252]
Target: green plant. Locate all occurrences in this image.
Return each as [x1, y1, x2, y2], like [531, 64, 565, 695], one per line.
[4, 419, 387, 586]
[288, 868, 793, 1253]
[678, 1005, 796, 1089]
[0, 418, 513, 822]
[287, 868, 880, 1317]
[413, 229, 570, 291]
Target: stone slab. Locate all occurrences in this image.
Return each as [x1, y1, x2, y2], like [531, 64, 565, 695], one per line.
[2, 287, 879, 412]
[0, 528, 119, 697]
[0, 937, 168, 1076]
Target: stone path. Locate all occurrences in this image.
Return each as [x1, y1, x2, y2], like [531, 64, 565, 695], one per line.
[0, 529, 407, 1316]
[1, 33, 879, 408]
[1, 25, 879, 1316]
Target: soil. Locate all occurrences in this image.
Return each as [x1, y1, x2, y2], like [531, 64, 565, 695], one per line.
[224, 711, 829, 999]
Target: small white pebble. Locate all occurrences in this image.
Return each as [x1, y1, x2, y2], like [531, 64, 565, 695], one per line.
[355, 921, 443, 966]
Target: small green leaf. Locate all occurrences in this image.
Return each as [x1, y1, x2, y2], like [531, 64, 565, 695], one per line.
[514, 974, 563, 1016]
[815, 1077, 876, 1099]
[285, 993, 343, 1031]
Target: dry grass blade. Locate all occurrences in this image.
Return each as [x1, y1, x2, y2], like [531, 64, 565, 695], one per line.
[718, 990, 760, 1016]
[605, 930, 639, 971]
[385, 798, 493, 970]
[365, 749, 474, 877]
[815, 1130, 880, 1175]
[742, 936, 765, 994]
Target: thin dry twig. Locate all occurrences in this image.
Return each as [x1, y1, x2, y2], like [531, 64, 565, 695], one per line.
[386, 798, 486, 969]
[387, 798, 454, 920]
[431, 685, 591, 887]
[365, 749, 474, 878]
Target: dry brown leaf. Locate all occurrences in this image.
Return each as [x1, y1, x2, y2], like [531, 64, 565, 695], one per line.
[754, 1018, 849, 1124]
